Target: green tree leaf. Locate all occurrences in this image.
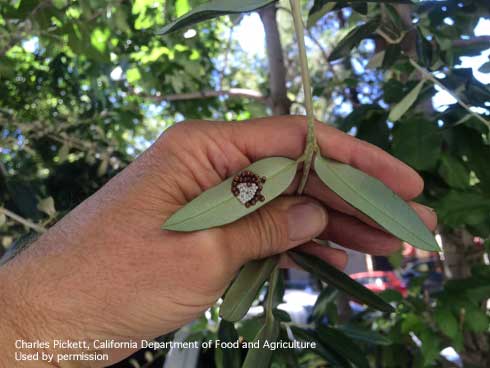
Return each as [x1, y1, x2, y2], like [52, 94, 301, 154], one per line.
[317, 325, 369, 368]
[388, 79, 425, 122]
[478, 61, 490, 73]
[338, 325, 392, 346]
[314, 155, 439, 251]
[220, 256, 278, 322]
[162, 157, 297, 231]
[434, 306, 458, 338]
[438, 154, 470, 189]
[328, 18, 380, 61]
[156, 0, 275, 35]
[290, 326, 350, 367]
[436, 191, 490, 227]
[242, 266, 280, 368]
[217, 320, 241, 368]
[392, 118, 442, 171]
[289, 250, 394, 312]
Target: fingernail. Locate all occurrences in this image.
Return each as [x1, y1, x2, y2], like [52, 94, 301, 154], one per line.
[288, 203, 327, 242]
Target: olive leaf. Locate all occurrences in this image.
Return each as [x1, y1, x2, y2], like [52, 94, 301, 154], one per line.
[314, 155, 439, 252]
[220, 256, 278, 322]
[338, 325, 392, 346]
[290, 326, 350, 367]
[242, 266, 281, 368]
[216, 320, 241, 368]
[388, 79, 425, 122]
[162, 157, 297, 232]
[289, 250, 394, 312]
[328, 18, 380, 61]
[156, 0, 275, 35]
[317, 325, 369, 368]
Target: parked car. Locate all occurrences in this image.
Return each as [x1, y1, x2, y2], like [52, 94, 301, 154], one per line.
[402, 259, 444, 294]
[350, 271, 408, 297]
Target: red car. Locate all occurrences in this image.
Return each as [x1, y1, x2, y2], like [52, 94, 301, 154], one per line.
[350, 271, 408, 298]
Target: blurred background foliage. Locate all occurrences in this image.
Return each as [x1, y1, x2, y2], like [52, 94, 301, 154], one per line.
[1, 0, 489, 367]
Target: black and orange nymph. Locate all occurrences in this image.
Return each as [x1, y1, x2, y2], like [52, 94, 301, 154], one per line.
[231, 170, 266, 208]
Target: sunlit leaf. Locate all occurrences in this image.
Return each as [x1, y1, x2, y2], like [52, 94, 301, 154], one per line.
[314, 155, 439, 252]
[162, 157, 297, 232]
[289, 250, 394, 312]
[220, 256, 278, 322]
[388, 79, 425, 122]
[156, 0, 275, 35]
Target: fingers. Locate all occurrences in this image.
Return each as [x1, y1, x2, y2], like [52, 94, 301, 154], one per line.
[304, 174, 438, 231]
[318, 210, 403, 256]
[230, 115, 423, 199]
[221, 196, 328, 266]
[279, 242, 348, 270]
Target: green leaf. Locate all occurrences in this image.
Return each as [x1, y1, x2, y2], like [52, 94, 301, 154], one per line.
[388, 79, 425, 122]
[307, 0, 412, 28]
[434, 307, 458, 338]
[465, 304, 490, 333]
[242, 318, 280, 368]
[217, 320, 241, 368]
[328, 18, 380, 61]
[156, 0, 275, 35]
[338, 325, 392, 346]
[289, 250, 394, 312]
[312, 286, 338, 321]
[314, 155, 439, 251]
[438, 154, 470, 189]
[162, 157, 297, 231]
[436, 191, 490, 227]
[478, 61, 490, 73]
[317, 325, 369, 368]
[366, 51, 385, 69]
[392, 118, 442, 171]
[220, 256, 278, 322]
[242, 266, 280, 368]
[290, 326, 350, 367]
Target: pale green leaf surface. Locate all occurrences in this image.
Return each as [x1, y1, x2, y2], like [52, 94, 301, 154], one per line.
[388, 79, 425, 122]
[156, 0, 275, 35]
[314, 155, 439, 251]
[162, 157, 297, 232]
[220, 256, 278, 322]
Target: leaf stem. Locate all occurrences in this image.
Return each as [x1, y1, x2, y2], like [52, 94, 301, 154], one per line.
[289, 0, 317, 194]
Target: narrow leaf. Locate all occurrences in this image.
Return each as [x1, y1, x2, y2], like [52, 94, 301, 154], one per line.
[289, 250, 394, 312]
[290, 326, 350, 367]
[156, 0, 275, 35]
[217, 320, 241, 368]
[338, 325, 392, 346]
[366, 51, 385, 69]
[242, 318, 280, 368]
[314, 155, 439, 252]
[163, 157, 297, 232]
[317, 325, 369, 368]
[388, 79, 425, 122]
[328, 18, 380, 61]
[220, 256, 278, 322]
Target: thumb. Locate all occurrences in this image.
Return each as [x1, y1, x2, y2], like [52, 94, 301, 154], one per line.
[221, 197, 327, 265]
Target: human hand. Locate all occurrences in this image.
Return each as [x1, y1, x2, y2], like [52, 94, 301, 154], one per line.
[0, 116, 436, 366]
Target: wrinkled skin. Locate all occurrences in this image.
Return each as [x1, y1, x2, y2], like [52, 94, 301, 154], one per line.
[0, 117, 436, 367]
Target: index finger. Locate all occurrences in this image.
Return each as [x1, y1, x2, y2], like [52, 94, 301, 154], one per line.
[230, 115, 423, 200]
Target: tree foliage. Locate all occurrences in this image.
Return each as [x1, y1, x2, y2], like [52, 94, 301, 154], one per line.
[1, 0, 489, 367]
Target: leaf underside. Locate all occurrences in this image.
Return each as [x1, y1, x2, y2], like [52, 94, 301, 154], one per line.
[314, 155, 439, 252]
[156, 0, 275, 35]
[162, 157, 297, 232]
